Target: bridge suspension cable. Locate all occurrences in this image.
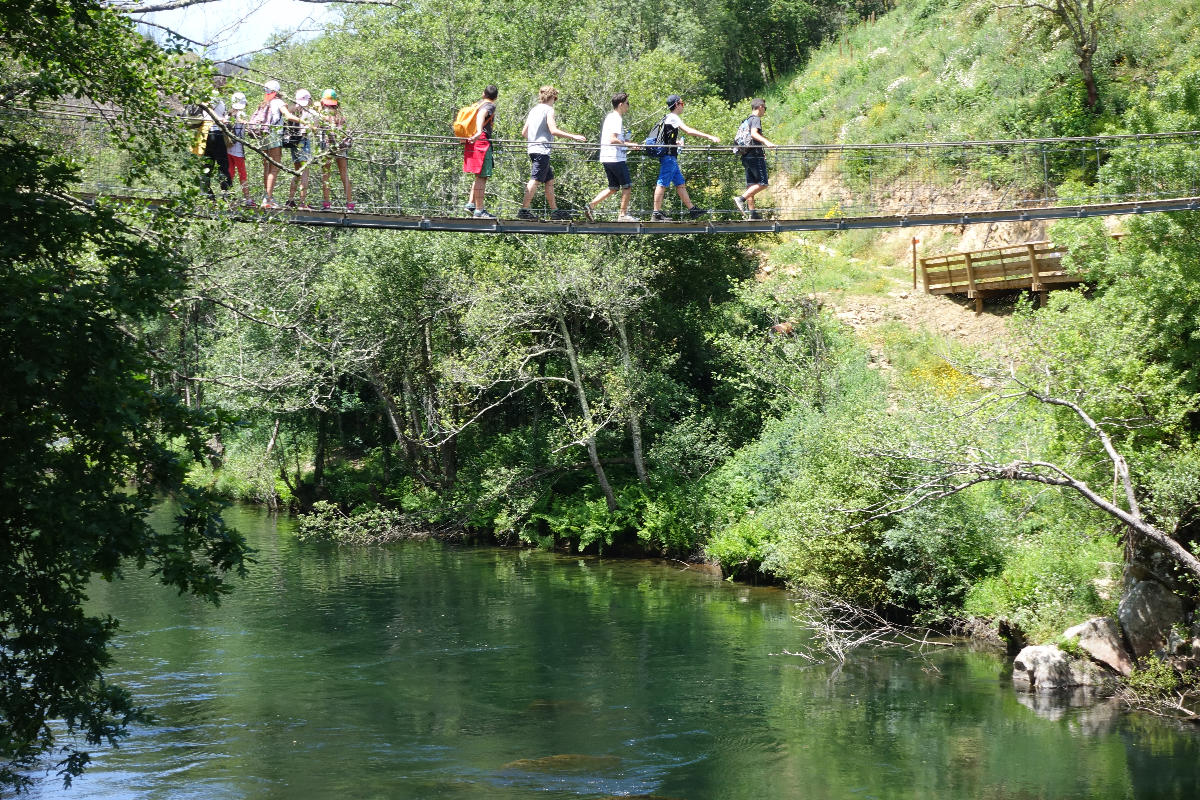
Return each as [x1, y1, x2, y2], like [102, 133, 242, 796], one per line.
[12, 107, 1200, 234]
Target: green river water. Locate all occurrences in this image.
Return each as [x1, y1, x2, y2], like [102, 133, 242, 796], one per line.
[33, 505, 1200, 798]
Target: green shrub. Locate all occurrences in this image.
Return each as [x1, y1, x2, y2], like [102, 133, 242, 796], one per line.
[964, 518, 1121, 642]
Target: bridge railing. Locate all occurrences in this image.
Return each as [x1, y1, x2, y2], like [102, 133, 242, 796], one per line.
[10, 105, 1200, 222]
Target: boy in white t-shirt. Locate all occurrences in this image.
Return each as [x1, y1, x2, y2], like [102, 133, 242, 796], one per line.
[585, 92, 640, 222]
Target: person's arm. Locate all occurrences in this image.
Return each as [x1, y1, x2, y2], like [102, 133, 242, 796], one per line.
[547, 109, 586, 142]
[678, 121, 719, 143]
[751, 127, 775, 148]
[469, 110, 493, 143]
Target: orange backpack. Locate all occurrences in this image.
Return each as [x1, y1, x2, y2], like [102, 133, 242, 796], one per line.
[452, 101, 484, 139]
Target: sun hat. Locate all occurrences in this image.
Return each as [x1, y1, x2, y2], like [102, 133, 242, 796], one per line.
[295, 88, 312, 107]
[320, 88, 339, 107]
[230, 91, 247, 110]
[264, 79, 281, 95]
[666, 94, 682, 110]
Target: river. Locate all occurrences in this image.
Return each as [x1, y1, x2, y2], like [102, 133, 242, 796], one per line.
[31, 505, 1200, 798]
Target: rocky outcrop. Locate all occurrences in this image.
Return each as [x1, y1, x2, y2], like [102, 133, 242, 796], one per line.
[1118, 579, 1184, 658]
[1012, 645, 1110, 692]
[1063, 617, 1134, 676]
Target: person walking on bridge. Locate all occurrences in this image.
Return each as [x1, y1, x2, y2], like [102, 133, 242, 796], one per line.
[733, 98, 776, 220]
[258, 80, 305, 210]
[651, 94, 720, 222]
[317, 89, 354, 211]
[518, 86, 586, 221]
[585, 92, 640, 222]
[461, 85, 498, 219]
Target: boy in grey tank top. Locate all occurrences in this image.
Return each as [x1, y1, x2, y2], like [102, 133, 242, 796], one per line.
[518, 86, 586, 221]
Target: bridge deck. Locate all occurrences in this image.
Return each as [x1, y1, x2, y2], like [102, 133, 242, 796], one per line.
[97, 195, 1200, 235]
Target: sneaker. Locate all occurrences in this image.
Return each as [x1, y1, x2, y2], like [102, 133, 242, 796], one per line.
[550, 209, 574, 221]
[616, 213, 640, 223]
[285, 200, 297, 209]
[651, 210, 668, 222]
[517, 208, 538, 221]
[345, 202, 356, 211]
[733, 195, 747, 214]
[321, 201, 331, 210]
[748, 210, 762, 220]
[465, 202, 476, 213]
[583, 205, 595, 222]
[473, 209, 497, 219]
[687, 205, 707, 219]
[261, 198, 280, 210]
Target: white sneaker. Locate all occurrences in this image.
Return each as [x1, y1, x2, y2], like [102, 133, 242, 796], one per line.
[617, 214, 640, 222]
[733, 195, 747, 214]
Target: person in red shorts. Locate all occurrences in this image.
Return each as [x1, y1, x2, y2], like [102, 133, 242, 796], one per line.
[462, 85, 498, 219]
[225, 91, 253, 205]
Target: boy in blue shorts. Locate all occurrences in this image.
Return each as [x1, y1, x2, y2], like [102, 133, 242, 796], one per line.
[651, 94, 720, 222]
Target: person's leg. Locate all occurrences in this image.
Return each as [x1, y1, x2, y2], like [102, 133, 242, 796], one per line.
[589, 187, 615, 210]
[544, 178, 556, 211]
[523, 179, 539, 208]
[744, 183, 765, 209]
[619, 187, 631, 214]
[215, 147, 230, 191]
[338, 156, 352, 205]
[322, 159, 332, 206]
[676, 184, 694, 209]
[294, 163, 307, 205]
[653, 184, 666, 211]
[264, 147, 282, 203]
[471, 175, 485, 208]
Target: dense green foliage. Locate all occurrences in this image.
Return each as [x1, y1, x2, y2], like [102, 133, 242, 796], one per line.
[0, 1, 250, 791]
[10, 0, 1200, 786]
[187, 0, 1200, 638]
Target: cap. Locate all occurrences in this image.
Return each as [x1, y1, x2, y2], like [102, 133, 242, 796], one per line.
[264, 79, 281, 94]
[295, 88, 312, 106]
[230, 91, 247, 110]
[666, 94, 682, 110]
[321, 88, 339, 106]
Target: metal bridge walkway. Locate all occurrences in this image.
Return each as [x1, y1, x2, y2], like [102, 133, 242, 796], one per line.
[25, 105, 1200, 234]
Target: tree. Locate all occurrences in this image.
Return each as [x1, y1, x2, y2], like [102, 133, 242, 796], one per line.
[1002, 0, 1119, 110]
[1, 1, 249, 791]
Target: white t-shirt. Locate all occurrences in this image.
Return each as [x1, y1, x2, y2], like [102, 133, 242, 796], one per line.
[599, 110, 627, 163]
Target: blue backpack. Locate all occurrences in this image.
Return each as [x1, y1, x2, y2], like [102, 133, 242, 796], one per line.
[642, 115, 671, 159]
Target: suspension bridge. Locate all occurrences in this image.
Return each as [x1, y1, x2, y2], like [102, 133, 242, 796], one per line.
[18, 105, 1200, 235]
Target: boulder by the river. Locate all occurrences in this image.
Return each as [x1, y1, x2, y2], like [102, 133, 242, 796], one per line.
[1012, 645, 1109, 692]
[1118, 579, 1184, 658]
[1063, 617, 1134, 676]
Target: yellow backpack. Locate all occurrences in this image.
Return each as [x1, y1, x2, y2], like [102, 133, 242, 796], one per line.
[452, 101, 484, 139]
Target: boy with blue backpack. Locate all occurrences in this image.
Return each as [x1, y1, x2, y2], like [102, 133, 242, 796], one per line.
[733, 98, 776, 220]
[649, 94, 720, 222]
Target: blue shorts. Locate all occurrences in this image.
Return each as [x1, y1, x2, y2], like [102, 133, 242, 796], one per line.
[288, 137, 312, 164]
[656, 155, 685, 188]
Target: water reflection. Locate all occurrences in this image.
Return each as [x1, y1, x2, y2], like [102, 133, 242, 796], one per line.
[26, 505, 1200, 799]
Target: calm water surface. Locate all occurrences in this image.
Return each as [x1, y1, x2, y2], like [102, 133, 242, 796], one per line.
[36, 505, 1200, 798]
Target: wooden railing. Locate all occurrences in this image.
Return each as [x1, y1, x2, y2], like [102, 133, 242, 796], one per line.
[919, 240, 1083, 312]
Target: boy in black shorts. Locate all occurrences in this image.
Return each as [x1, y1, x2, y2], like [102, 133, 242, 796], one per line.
[519, 86, 586, 221]
[586, 92, 640, 222]
[733, 99, 776, 220]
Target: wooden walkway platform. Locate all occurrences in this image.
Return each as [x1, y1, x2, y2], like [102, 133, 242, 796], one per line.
[920, 240, 1086, 312]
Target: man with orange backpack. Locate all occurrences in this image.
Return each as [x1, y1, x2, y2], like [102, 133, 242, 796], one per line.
[458, 85, 499, 219]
